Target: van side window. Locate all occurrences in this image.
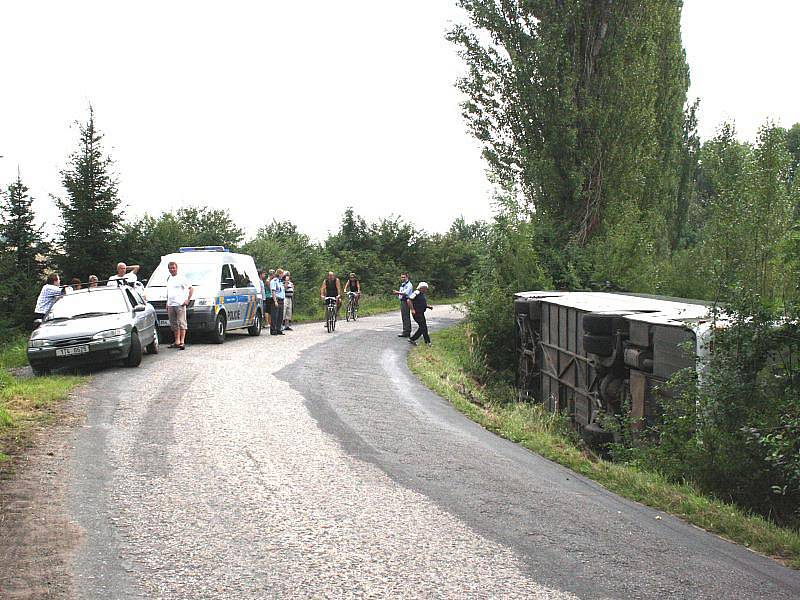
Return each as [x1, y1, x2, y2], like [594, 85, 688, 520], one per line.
[221, 264, 234, 288]
[235, 265, 251, 287]
[229, 264, 242, 288]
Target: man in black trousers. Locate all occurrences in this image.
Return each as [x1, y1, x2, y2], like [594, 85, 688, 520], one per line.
[406, 281, 433, 345]
[391, 272, 414, 337]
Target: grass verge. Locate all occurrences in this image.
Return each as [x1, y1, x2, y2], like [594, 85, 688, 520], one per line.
[407, 323, 800, 569]
[0, 335, 85, 464]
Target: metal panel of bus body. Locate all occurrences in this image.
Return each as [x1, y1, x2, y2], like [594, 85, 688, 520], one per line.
[652, 325, 695, 379]
[539, 301, 599, 427]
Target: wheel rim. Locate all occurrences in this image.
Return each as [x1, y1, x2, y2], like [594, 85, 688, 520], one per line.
[218, 319, 224, 337]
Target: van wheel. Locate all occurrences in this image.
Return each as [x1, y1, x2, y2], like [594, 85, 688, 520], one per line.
[125, 331, 143, 367]
[211, 314, 226, 344]
[248, 311, 262, 336]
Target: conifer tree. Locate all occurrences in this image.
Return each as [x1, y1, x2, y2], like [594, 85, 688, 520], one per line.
[54, 106, 122, 281]
[0, 172, 49, 328]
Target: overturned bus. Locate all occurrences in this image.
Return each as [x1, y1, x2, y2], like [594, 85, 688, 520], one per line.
[514, 291, 716, 440]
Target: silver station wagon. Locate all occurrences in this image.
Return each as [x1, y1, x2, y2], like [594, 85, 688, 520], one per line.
[27, 284, 159, 376]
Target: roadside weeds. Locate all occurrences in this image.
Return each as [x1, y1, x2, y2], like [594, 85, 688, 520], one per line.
[0, 336, 85, 464]
[407, 324, 800, 570]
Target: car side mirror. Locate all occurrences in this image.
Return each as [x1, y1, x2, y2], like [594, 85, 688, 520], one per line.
[133, 304, 146, 313]
[33, 318, 43, 327]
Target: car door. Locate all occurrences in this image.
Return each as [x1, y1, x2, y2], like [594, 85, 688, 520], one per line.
[130, 287, 156, 343]
[234, 262, 256, 327]
[224, 263, 244, 329]
[125, 288, 148, 346]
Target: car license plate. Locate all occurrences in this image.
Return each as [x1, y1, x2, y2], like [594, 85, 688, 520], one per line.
[55, 345, 90, 357]
[158, 319, 170, 327]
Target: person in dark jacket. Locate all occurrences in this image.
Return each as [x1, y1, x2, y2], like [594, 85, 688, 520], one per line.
[406, 281, 433, 345]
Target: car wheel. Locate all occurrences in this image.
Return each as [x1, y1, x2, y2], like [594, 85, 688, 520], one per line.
[211, 314, 226, 344]
[146, 330, 159, 354]
[248, 310, 262, 336]
[30, 363, 51, 376]
[125, 331, 143, 367]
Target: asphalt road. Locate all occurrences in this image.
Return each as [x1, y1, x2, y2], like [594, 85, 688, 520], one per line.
[2, 307, 800, 599]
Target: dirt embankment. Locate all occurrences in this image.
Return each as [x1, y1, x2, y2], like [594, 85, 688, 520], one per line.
[0, 391, 84, 599]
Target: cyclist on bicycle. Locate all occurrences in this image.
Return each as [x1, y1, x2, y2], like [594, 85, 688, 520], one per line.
[319, 271, 342, 314]
[343, 272, 361, 308]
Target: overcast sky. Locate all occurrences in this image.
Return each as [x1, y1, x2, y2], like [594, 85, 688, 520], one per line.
[1, 1, 798, 241]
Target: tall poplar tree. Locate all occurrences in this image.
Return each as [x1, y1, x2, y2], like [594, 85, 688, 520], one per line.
[54, 106, 122, 280]
[449, 0, 691, 287]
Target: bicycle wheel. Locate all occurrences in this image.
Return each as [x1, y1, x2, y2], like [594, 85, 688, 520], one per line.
[346, 300, 352, 322]
[326, 306, 334, 333]
[353, 303, 358, 321]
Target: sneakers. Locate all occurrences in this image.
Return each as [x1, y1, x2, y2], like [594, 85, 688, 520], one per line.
[398, 333, 410, 337]
[284, 326, 293, 331]
[408, 339, 417, 345]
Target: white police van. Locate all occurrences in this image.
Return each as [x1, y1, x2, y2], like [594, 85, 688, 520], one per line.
[144, 246, 264, 343]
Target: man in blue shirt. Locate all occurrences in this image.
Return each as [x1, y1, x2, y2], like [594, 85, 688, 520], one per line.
[34, 273, 63, 321]
[391, 272, 414, 337]
[269, 268, 286, 335]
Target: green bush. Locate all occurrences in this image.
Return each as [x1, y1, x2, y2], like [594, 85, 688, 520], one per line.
[620, 300, 800, 528]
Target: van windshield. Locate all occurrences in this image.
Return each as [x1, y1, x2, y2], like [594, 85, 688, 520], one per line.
[148, 263, 219, 289]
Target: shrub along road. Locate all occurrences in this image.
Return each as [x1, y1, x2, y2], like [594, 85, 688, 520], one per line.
[1, 308, 799, 598]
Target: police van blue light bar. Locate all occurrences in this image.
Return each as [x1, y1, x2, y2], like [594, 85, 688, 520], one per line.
[178, 246, 229, 253]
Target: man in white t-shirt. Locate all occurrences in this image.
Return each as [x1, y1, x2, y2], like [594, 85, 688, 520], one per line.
[166, 261, 193, 350]
[107, 262, 140, 286]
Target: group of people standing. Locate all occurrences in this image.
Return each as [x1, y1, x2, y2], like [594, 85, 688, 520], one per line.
[259, 269, 294, 335]
[35, 263, 434, 345]
[392, 272, 432, 345]
[33, 262, 141, 321]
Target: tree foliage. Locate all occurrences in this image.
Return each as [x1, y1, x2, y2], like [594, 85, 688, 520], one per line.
[117, 207, 244, 278]
[54, 106, 122, 281]
[0, 173, 49, 329]
[449, 0, 689, 259]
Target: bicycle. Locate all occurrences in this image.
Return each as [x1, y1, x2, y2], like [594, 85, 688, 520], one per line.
[345, 291, 359, 322]
[323, 296, 338, 333]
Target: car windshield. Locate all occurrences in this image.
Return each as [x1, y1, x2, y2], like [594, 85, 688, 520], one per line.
[46, 289, 129, 320]
[148, 263, 218, 288]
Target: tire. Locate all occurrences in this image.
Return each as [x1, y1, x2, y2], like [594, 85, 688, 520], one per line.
[125, 331, 143, 367]
[583, 333, 614, 356]
[514, 299, 530, 316]
[146, 330, 159, 355]
[582, 313, 615, 336]
[353, 303, 358, 321]
[345, 302, 351, 322]
[326, 307, 333, 333]
[248, 310, 262, 336]
[30, 362, 51, 376]
[211, 314, 226, 344]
